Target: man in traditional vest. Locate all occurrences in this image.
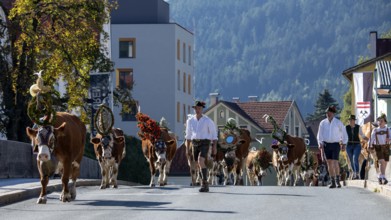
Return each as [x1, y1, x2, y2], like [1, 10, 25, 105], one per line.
[369, 114, 390, 185]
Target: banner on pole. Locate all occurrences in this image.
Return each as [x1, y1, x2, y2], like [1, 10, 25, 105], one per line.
[353, 72, 373, 125]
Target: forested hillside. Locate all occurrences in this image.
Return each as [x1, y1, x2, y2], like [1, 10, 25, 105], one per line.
[168, 0, 391, 116]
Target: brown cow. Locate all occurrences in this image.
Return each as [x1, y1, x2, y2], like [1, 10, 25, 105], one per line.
[358, 122, 378, 180]
[140, 128, 177, 187]
[300, 149, 319, 186]
[218, 128, 251, 185]
[90, 128, 125, 189]
[26, 112, 86, 204]
[246, 147, 272, 186]
[271, 135, 306, 186]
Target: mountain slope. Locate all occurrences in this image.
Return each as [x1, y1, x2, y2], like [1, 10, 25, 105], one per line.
[168, 0, 391, 116]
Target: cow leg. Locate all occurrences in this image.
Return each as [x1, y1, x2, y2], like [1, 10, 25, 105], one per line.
[257, 175, 263, 186]
[163, 160, 172, 185]
[149, 161, 156, 187]
[99, 161, 108, 189]
[222, 166, 229, 185]
[247, 168, 255, 186]
[110, 162, 119, 188]
[70, 161, 80, 200]
[60, 162, 72, 202]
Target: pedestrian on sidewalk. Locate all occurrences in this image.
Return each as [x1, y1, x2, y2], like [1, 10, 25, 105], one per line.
[317, 105, 348, 188]
[185, 100, 218, 192]
[346, 115, 368, 179]
[369, 114, 390, 185]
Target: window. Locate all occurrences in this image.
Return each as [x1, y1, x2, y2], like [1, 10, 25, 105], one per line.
[188, 74, 191, 95]
[177, 39, 180, 60]
[119, 38, 135, 58]
[285, 125, 289, 134]
[183, 42, 186, 63]
[183, 72, 186, 93]
[177, 102, 180, 122]
[116, 69, 133, 89]
[188, 45, 192, 65]
[295, 126, 299, 136]
[219, 110, 225, 118]
[116, 69, 136, 121]
[188, 105, 191, 117]
[183, 104, 186, 124]
[177, 70, 180, 91]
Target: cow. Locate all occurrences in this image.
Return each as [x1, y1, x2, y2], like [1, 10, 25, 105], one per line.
[217, 127, 251, 185]
[300, 149, 319, 186]
[246, 147, 273, 186]
[26, 112, 86, 204]
[271, 135, 306, 186]
[90, 128, 125, 189]
[140, 127, 177, 187]
[357, 122, 378, 180]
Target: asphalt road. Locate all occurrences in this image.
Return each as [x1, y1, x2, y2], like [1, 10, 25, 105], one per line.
[1, 177, 391, 220]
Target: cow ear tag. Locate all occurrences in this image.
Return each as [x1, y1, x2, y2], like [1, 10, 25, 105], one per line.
[226, 135, 234, 144]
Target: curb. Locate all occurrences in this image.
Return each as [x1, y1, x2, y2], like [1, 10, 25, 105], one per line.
[346, 179, 391, 198]
[0, 179, 138, 206]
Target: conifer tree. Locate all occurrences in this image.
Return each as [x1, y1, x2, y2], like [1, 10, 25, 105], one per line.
[306, 89, 339, 121]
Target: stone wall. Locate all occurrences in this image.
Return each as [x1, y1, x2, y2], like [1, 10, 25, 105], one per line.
[0, 140, 101, 179]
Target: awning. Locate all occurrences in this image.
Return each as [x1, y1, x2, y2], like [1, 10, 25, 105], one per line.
[377, 61, 391, 89]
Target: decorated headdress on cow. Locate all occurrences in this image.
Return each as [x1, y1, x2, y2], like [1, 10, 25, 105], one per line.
[263, 114, 286, 144]
[136, 112, 161, 142]
[219, 118, 242, 150]
[159, 117, 170, 130]
[27, 70, 56, 126]
[94, 104, 114, 136]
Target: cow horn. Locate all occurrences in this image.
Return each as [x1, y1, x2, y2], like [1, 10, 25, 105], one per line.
[255, 137, 264, 144]
[94, 104, 114, 135]
[304, 138, 310, 146]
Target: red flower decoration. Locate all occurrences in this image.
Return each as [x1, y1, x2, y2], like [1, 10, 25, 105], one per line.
[136, 112, 161, 142]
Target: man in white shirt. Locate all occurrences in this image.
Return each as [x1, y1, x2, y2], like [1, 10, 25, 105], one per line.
[185, 100, 218, 192]
[369, 114, 390, 185]
[317, 105, 348, 188]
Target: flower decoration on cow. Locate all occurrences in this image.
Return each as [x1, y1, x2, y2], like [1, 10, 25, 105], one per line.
[136, 112, 162, 142]
[27, 70, 56, 126]
[263, 114, 286, 144]
[218, 118, 242, 150]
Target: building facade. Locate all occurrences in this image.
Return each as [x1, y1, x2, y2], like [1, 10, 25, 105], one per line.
[109, 0, 194, 139]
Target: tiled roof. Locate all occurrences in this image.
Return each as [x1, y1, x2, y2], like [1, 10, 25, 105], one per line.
[237, 101, 293, 133]
[218, 101, 263, 131]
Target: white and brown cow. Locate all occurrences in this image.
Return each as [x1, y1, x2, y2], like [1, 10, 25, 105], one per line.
[26, 112, 86, 204]
[271, 135, 306, 186]
[90, 128, 125, 189]
[217, 128, 251, 185]
[140, 128, 177, 187]
[246, 147, 273, 186]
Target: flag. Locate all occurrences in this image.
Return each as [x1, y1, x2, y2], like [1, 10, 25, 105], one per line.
[353, 72, 373, 125]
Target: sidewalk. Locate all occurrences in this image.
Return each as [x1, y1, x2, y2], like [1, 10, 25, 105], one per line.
[0, 178, 137, 206]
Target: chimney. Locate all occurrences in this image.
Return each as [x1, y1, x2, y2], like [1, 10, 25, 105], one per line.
[248, 95, 258, 102]
[370, 31, 378, 58]
[209, 92, 220, 106]
[232, 97, 240, 103]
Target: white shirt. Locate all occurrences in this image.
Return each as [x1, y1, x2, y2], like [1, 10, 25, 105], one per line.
[370, 126, 390, 145]
[317, 117, 348, 145]
[185, 115, 218, 140]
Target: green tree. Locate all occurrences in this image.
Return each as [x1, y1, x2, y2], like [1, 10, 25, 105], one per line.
[0, 0, 118, 141]
[306, 89, 339, 121]
[340, 85, 352, 123]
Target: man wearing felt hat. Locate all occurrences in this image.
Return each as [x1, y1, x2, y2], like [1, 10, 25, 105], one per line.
[317, 105, 348, 188]
[346, 115, 368, 180]
[185, 100, 218, 192]
[369, 113, 390, 185]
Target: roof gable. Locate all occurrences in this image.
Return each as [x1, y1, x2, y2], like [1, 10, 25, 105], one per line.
[237, 101, 293, 133]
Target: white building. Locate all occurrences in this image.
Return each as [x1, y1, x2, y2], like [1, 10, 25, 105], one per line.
[109, 0, 194, 139]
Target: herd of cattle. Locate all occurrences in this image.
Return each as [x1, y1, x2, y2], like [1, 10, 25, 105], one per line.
[25, 111, 378, 204]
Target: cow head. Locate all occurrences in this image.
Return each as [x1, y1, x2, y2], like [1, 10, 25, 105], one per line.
[91, 133, 124, 160]
[26, 122, 66, 162]
[154, 139, 174, 164]
[271, 143, 294, 162]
